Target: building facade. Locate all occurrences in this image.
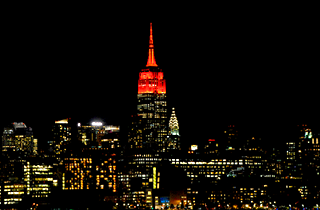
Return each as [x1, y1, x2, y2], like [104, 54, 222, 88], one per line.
[2, 122, 37, 156]
[133, 23, 168, 154]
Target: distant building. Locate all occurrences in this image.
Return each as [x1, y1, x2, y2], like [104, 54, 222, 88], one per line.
[24, 158, 57, 202]
[2, 122, 37, 156]
[77, 122, 120, 149]
[0, 153, 25, 206]
[204, 139, 218, 155]
[168, 107, 181, 150]
[49, 118, 72, 159]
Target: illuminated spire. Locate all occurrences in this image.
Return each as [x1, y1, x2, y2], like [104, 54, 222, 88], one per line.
[169, 107, 179, 135]
[146, 22, 158, 67]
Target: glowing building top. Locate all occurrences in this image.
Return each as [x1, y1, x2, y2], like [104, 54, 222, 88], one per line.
[138, 23, 166, 94]
[13, 122, 27, 130]
[169, 107, 179, 135]
[55, 118, 69, 124]
[146, 22, 158, 67]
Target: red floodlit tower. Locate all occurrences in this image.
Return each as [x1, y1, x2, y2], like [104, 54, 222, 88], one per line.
[138, 23, 166, 94]
[131, 23, 168, 152]
[146, 22, 158, 68]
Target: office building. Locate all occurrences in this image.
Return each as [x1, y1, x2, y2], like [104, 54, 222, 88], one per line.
[23, 158, 57, 204]
[2, 122, 37, 155]
[0, 153, 25, 207]
[135, 22, 168, 153]
[78, 122, 120, 149]
[49, 118, 72, 160]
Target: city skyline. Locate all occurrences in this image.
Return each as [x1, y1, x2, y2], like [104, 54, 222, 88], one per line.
[1, 19, 319, 209]
[2, 18, 318, 146]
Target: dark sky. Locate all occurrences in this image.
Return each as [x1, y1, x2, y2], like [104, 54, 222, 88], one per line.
[1, 9, 319, 148]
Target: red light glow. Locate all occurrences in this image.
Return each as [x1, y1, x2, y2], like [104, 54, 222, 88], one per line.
[146, 23, 158, 67]
[208, 139, 215, 141]
[138, 70, 166, 94]
[139, 23, 165, 94]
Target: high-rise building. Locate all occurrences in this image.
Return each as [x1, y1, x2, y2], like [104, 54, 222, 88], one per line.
[168, 107, 181, 150]
[222, 125, 239, 154]
[50, 118, 72, 157]
[2, 122, 37, 155]
[120, 23, 173, 209]
[135, 22, 168, 153]
[24, 159, 57, 200]
[0, 152, 25, 206]
[203, 139, 218, 156]
[62, 157, 93, 191]
[77, 122, 120, 149]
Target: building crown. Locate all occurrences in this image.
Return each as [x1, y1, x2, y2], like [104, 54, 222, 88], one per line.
[146, 22, 158, 67]
[169, 107, 179, 135]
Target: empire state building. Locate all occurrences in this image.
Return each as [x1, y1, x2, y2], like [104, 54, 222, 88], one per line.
[129, 23, 169, 153]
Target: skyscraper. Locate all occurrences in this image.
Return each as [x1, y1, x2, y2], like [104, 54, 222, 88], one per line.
[168, 107, 181, 150]
[120, 23, 174, 209]
[2, 122, 37, 155]
[49, 118, 72, 159]
[132, 23, 168, 153]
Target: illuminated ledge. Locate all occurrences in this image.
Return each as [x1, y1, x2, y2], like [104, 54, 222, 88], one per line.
[260, 175, 275, 178]
[55, 119, 68, 124]
[281, 176, 303, 179]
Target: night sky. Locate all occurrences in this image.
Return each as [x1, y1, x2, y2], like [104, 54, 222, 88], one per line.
[1, 9, 319, 149]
